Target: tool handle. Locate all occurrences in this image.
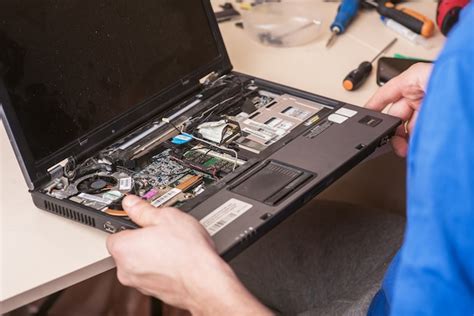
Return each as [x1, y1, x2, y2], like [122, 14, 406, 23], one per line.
[377, 3, 434, 37]
[330, 0, 360, 33]
[343, 61, 373, 91]
[436, 0, 469, 35]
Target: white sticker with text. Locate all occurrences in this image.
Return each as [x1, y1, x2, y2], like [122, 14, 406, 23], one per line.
[200, 199, 253, 236]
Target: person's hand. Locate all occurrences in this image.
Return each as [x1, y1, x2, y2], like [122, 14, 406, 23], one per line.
[366, 62, 433, 157]
[106, 195, 272, 315]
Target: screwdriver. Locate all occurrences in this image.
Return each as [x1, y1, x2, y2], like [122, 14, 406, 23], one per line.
[364, 0, 435, 37]
[326, 0, 360, 48]
[343, 38, 397, 91]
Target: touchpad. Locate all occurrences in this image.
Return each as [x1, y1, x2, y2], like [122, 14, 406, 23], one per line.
[231, 161, 313, 205]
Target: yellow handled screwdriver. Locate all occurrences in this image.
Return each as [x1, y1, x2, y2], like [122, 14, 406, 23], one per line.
[343, 38, 397, 91]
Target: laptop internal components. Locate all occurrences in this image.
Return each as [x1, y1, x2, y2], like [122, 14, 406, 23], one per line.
[235, 94, 324, 153]
[40, 75, 328, 222]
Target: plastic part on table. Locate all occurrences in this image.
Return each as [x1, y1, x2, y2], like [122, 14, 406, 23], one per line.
[241, 2, 324, 47]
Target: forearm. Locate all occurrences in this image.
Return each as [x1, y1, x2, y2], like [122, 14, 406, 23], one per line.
[187, 255, 273, 316]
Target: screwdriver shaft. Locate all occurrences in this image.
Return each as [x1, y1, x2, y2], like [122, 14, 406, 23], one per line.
[326, 32, 338, 48]
[370, 38, 398, 63]
[326, 0, 359, 48]
[343, 37, 397, 91]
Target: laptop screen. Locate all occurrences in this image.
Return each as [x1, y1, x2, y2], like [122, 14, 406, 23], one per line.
[0, 1, 219, 162]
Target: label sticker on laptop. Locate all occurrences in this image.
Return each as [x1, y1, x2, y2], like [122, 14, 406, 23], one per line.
[242, 127, 274, 142]
[282, 106, 311, 120]
[335, 107, 358, 118]
[119, 177, 132, 191]
[78, 193, 113, 205]
[328, 113, 348, 124]
[200, 199, 253, 236]
[151, 188, 182, 207]
[265, 118, 294, 131]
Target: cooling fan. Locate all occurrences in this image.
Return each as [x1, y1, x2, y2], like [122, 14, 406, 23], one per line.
[75, 174, 118, 194]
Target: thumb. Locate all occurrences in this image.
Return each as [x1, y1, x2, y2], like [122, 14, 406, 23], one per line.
[391, 136, 408, 158]
[123, 195, 160, 227]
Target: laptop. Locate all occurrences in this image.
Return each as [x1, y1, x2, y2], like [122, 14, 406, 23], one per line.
[0, 1, 400, 260]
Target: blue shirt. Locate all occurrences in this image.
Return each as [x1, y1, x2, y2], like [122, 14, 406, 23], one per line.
[369, 4, 474, 315]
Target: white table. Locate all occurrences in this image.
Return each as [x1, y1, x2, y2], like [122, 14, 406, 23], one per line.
[217, 1, 444, 106]
[0, 2, 443, 313]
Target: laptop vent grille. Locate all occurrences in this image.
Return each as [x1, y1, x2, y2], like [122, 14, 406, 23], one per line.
[44, 200, 96, 227]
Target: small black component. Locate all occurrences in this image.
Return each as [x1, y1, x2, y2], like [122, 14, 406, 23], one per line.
[305, 121, 332, 139]
[359, 115, 382, 128]
[76, 162, 113, 178]
[241, 98, 257, 114]
[215, 3, 240, 23]
[258, 33, 283, 46]
[108, 200, 124, 211]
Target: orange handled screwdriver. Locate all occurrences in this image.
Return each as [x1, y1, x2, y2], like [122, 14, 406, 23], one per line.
[365, 0, 435, 37]
[343, 38, 397, 91]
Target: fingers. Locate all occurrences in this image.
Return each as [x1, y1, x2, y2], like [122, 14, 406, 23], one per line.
[366, 74, 405, 111]
[387, 98, 414, 121]
[409, 62, 434, 91]
[389, 107, 418, 158]
[408, 110, 419, 134]
[391, 136, 408, 157]
[123, 195, 162, 227]
[365, 62, 432, 112]
[106, 228, 134, 260]
[366, 64, 427, 158]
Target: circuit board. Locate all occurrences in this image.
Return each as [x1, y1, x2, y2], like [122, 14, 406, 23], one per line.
[133, 149, 191, 188]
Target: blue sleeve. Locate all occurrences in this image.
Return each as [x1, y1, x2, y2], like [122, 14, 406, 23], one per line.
[391, 48, 474, 314]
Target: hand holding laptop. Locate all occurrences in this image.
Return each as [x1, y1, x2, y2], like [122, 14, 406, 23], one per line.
[107, 195, 272, 315]
[366, 63, 433, 157]
[105, 64, 432, 312]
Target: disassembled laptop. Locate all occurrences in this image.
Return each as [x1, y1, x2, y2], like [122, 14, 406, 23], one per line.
[41, 74, 328, 232]
[1, 1, 400, 257]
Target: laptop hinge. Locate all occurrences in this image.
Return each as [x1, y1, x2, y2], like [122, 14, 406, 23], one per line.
[47, 157, 70, 180]
[199, 71, 220, 85]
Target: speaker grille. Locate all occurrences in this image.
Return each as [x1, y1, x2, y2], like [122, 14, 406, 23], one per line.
[44, 200, 96, 227]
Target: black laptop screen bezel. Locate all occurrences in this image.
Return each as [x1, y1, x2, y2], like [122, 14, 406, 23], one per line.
[0, 0, 232, 189]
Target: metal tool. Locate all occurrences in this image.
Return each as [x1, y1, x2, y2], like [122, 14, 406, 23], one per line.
[364, 0, 435, 38]
[343, 38, 397, 91]
[326, 0, 360, 48]
[259, 20, 321, 46]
